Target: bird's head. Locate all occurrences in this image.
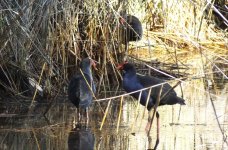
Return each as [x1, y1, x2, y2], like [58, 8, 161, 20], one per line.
[81, 57, 97, 70]
[117, 61, 136, 74]
[116, 60, 128, 70]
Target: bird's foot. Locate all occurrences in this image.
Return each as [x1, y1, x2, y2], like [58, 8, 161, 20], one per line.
[78, 113, 81, 122]
[145, 121, 151, 134]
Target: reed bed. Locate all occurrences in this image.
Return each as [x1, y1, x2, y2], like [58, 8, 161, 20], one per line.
[0, 0, 227, 97]
[0, 1, 227, 141]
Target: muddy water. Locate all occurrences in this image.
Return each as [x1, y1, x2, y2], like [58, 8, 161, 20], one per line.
[0, 78, 227, 150]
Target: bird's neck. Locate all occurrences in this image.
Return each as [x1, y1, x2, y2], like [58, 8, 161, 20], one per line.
[123, 71, 140, 92]
[82, 67, 92, 79]
[124, 70, 137, 79]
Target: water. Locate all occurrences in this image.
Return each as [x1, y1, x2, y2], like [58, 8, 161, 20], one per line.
[0, 76, 227, 150]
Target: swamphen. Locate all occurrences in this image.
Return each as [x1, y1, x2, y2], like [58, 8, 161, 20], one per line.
[120, 15, 143, 44]
[117, 62, 185, 149]
[117, 62, 185, 108]
[68, 58, 97, 122]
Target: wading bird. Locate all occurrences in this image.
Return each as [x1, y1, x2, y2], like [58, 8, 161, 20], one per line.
[117, 62, 185, 149]
[120, 15, 143, 43]
[68, 57, 97, 123]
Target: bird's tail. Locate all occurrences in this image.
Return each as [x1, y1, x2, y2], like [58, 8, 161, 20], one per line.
[177, 97, 186, 105]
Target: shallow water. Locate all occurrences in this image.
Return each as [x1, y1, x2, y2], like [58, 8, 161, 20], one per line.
[0, 77, 227, 150]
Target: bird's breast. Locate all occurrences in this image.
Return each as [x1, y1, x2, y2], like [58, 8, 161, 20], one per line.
[123, 76, 141, 92]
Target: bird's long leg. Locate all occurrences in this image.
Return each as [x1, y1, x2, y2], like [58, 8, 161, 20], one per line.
[153, 111, 160, 150]
[146, 111, 160, 150]
[86, 107, 89, 126]
[77, 108, 81, 123]
[145, 111, 152, 132]
[146, 85, 163, 134]
[146, 109, 157, 134]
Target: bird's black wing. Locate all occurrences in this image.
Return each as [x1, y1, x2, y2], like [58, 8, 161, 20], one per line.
[68, 75, 81, 107]
[137, 74, 182, 105]
[68, 72, 94, 106]
[78, 73, 94, 108]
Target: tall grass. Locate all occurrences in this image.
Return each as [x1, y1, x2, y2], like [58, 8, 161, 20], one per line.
[0, 0, 227, 100]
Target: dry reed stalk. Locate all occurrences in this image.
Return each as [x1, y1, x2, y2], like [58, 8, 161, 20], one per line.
[116, 95, 123, 133]
[94, 80, 173, 102]
[143, 88, 152, 118]
[0, 2, 227, 133]
[147, 84, 163, 136]
[79, 68, 97, 99]
[32, 129, 41, 150]
[30, 62, 46, 108]
[99, 99, 112, 130]
[79, 68, 104, 113]
[130, 90, 142, 133]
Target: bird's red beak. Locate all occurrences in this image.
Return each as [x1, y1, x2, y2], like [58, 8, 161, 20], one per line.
[117, 61, 128, 70]
[119, 17, 126, 25]
[117, 63, 124, 70]
[90, 59, 98, 70]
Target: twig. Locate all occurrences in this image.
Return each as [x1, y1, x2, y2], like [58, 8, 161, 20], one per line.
[94, 80, 175, 102]
[208, 88, 228, 146]
[116, 96, 123, 133]
[197, 34, 228, 146]
[79, 69, 104, 114]
[32, 129, 41, 150]
[131, 90, 142, 133]
[99, 99, 112, 130]
[29, 62, 46, 109]
[143, 88, 152, 119]
[147, 85, 163, 136]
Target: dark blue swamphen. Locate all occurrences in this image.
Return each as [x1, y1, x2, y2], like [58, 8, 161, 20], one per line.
[117, 62, 185, 108]
[68, 58, 97, 123]
[120, 15, 143, 43]
[117, 62, 185, 149]
[120, 15, 142, 54]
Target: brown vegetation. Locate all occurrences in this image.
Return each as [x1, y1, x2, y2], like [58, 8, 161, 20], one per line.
[0, 0, 227, 101]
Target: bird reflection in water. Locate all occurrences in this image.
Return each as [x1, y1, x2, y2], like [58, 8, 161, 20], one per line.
[68, 124, 95, 150]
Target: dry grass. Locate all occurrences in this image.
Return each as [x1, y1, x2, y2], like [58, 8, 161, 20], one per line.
[0, 0, 227, 100]
[0, 1, 227, 149]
